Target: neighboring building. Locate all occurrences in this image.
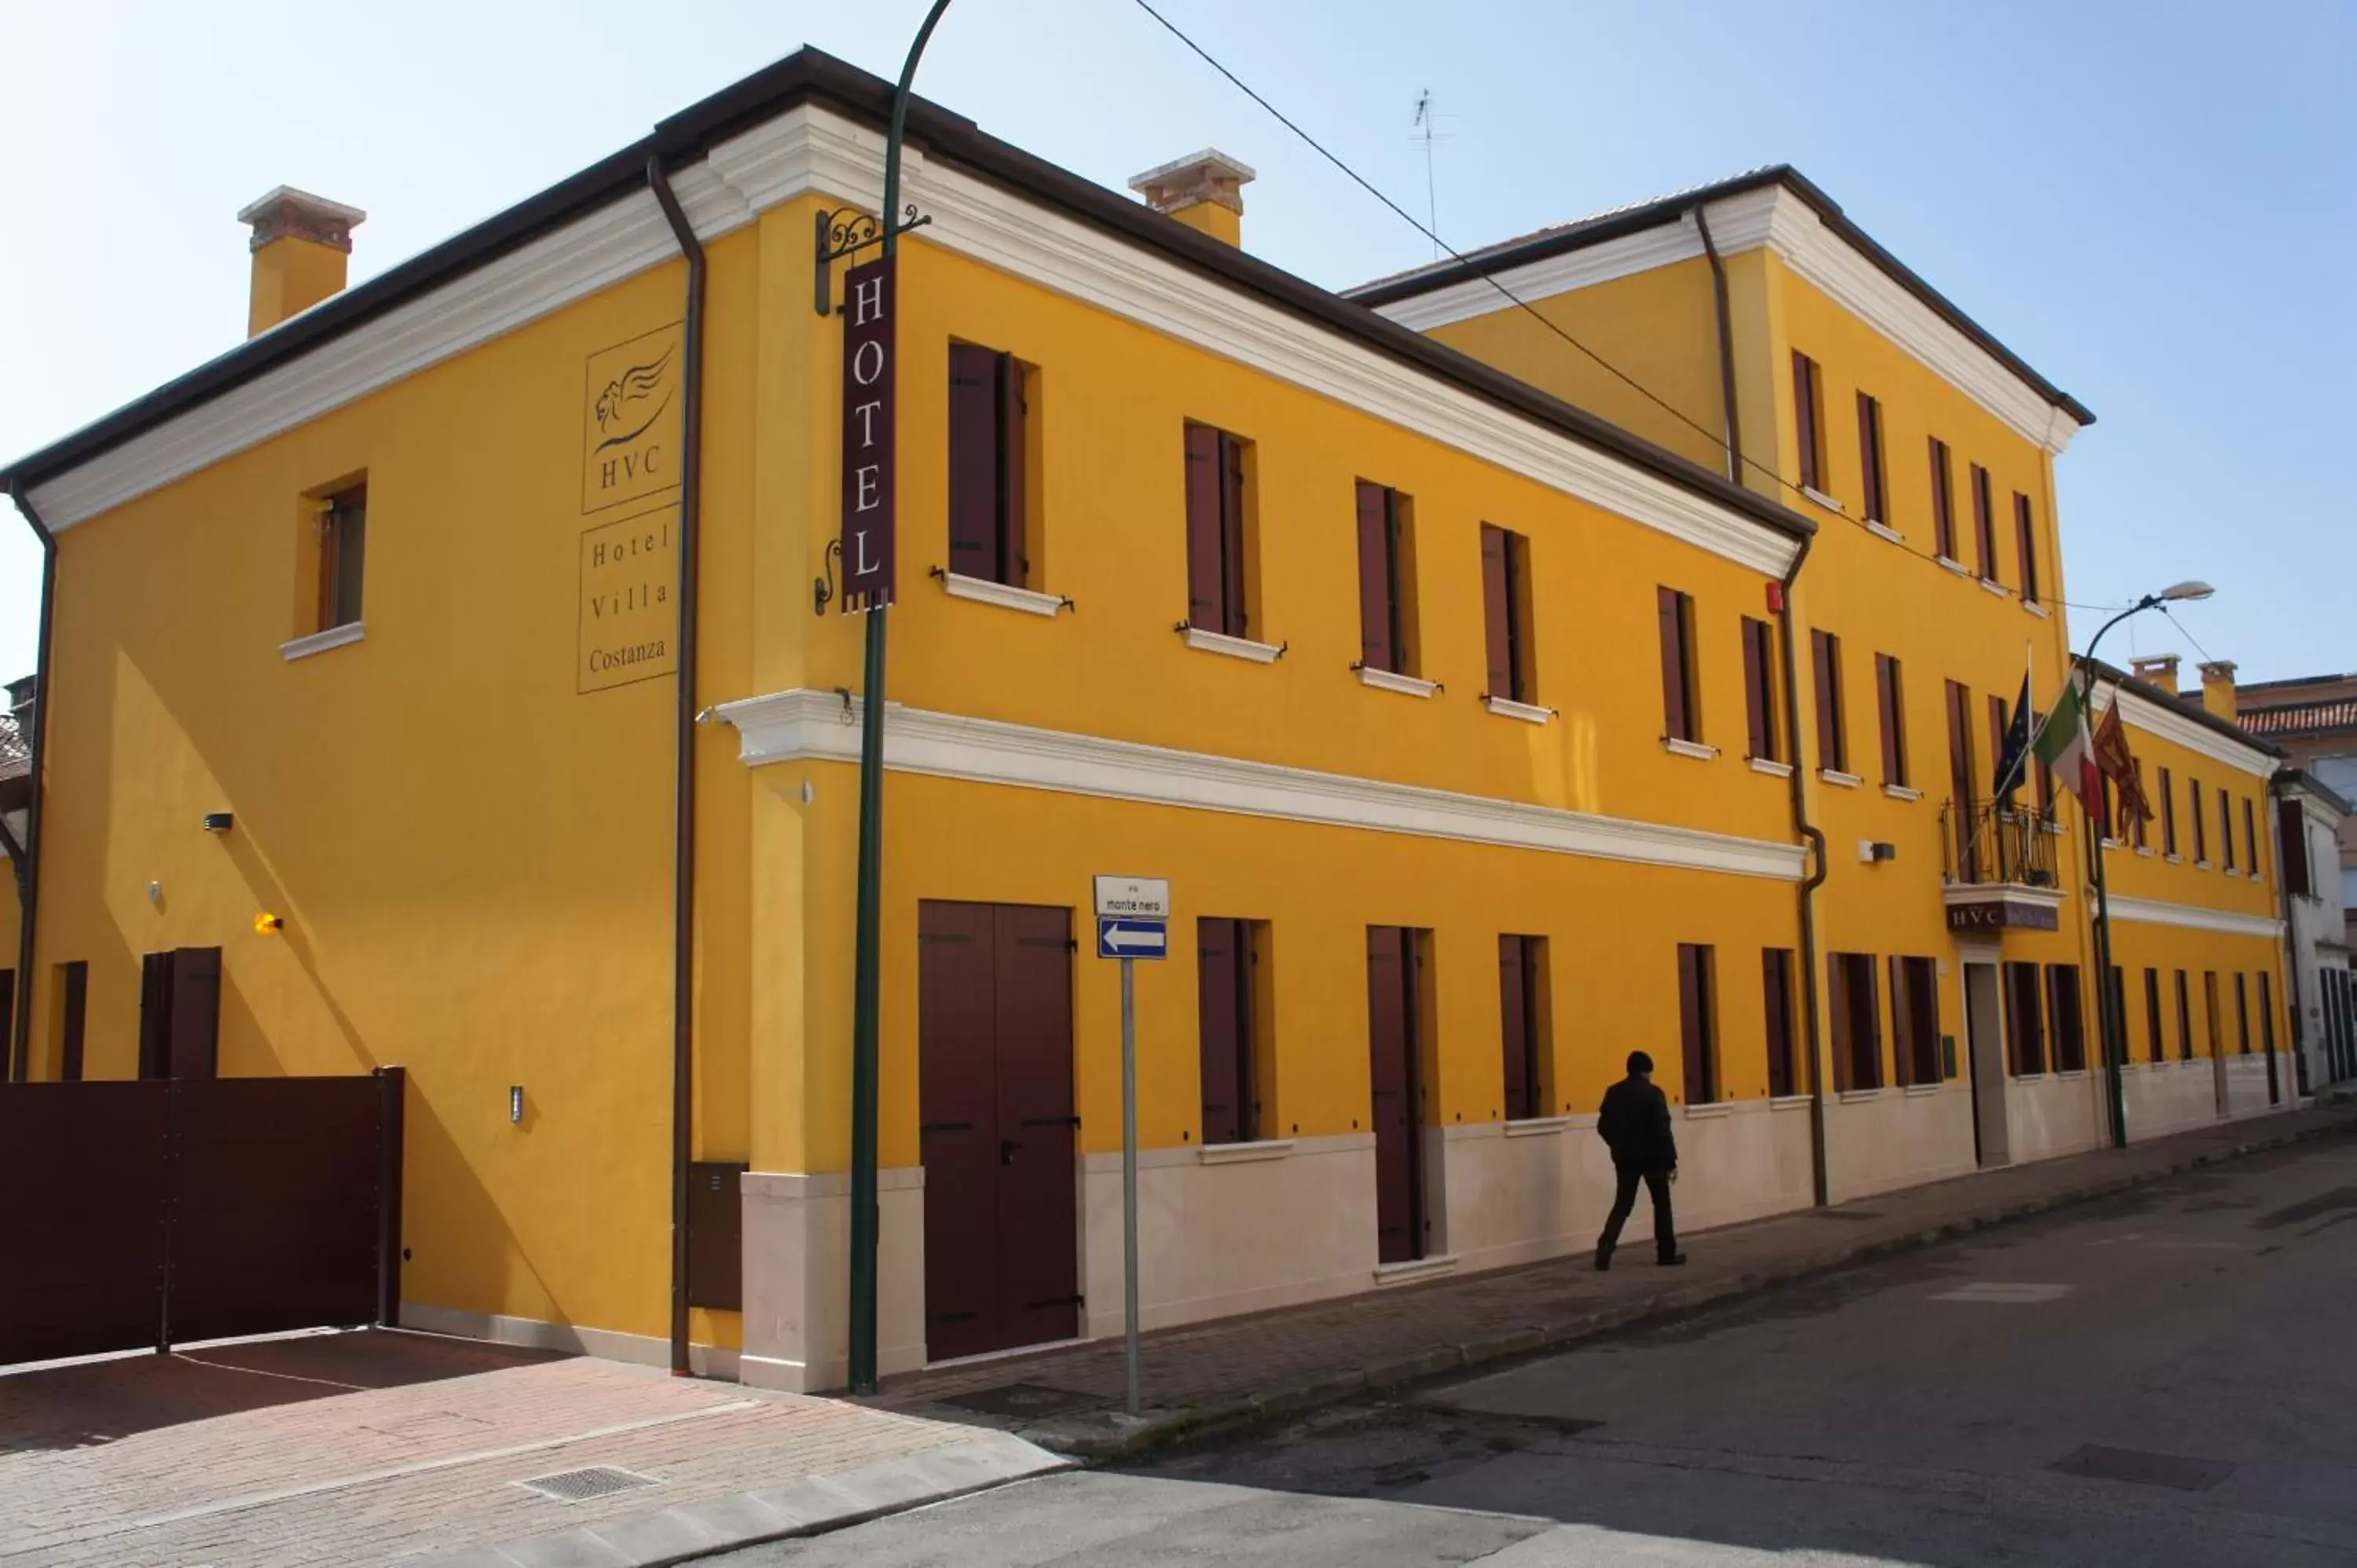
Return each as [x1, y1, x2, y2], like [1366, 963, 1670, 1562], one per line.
[2238, 669, 2357, 949]
[0, 49, 2300, 1390]
[2271, 766, 2355, 1089]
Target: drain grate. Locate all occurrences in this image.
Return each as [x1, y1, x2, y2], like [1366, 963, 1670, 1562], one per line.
[2048, 1444, 2234, 1493]
[937, 1382, 1101, 1419]
[514, 1466, 662, 1504]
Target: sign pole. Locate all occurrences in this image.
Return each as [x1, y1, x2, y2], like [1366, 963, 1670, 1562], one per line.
[1120, 954, 1141, 1419]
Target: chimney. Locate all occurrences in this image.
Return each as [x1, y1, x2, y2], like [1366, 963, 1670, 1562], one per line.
[2198, 661, 2239, 723]
[238, 186, 366, 337]
[1127, 150, 1255, 247]
[2130, 654, 2179, 695]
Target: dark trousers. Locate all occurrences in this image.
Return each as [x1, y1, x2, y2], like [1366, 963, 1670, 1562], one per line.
[1596, 1164, 1677, 1261]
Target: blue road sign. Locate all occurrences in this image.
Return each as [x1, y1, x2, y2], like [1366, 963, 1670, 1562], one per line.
[1097, 917, 1168, 960]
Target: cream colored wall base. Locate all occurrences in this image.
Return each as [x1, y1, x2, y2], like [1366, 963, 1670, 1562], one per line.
[2006, 1073, 2106, 1164]
[398, 1302, 739, 1379]
[739, 1167, 927, 1394]
[1819, 1086, 1977, 1203]
[2123, 1057, 2225, 1139]
[2222, 1053, 2289, 1119]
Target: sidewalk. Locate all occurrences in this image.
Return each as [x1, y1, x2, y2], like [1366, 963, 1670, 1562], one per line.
[871, 1101, 2357, 1460]
[0, 1328, 1058, 1567]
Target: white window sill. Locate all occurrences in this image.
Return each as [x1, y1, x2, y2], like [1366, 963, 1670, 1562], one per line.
[1373, 1254, 1459, 1288]
[1865, 520, 1905, 546]
[2166, 853, 2185, 864]
[1801, 485, 1844, 514]
[1884, 783, 1923, 802]
[1197, 1138, 1292, 1166]
[1502, 1116, 1569, 1138]
[1936, 555, 1970, 577]
[1837, 1088, 1887, 1104]
[1819, 768, 1863, 788]
[1359, 666, 1437, 699]
[2013, 1072, 2047, 1084]
[1681, 1101, 1733, 1119]
[1486, 696, 1554, 725]
[2040, 820, 2066, 835]
[281, 621, 365, 661]
[941, 572, 1066, 617]
[1182, 626, 1282, 664]
[2135, 846, 2157, 857]
[1977, 577, 2009, 599]
[2196, 859, 2213, 871]
[2102, 837, 2127, 850]
[1769, 1094, 1814, 1112]
[2054, 1069, 2089, 1082]
[1903, 1083, 1945, 1097]
[1663, 736, 1719, 761]
[1749, 757, 1794, 779]
[2023, 601, 2050, 619]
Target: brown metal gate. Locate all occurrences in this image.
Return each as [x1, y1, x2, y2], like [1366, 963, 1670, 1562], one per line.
[0, 1068, 403, 1365]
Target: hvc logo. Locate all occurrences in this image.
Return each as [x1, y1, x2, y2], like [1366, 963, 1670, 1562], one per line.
[581, 324, 684, 515]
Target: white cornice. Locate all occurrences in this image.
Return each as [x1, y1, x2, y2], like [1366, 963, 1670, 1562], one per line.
[1365, 185, 2082, 457]
[711, 688, 1808, 883]
[28, 107, 1800, 581]
[2091, 684, 2277, 780]
[2104, 894, 2284, 941]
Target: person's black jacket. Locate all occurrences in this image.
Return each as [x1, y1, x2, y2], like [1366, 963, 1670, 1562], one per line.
[1596, 1075, 1677, 1172]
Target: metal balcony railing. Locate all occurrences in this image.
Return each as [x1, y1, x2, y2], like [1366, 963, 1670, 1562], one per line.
[1941, 798, 2060, 888]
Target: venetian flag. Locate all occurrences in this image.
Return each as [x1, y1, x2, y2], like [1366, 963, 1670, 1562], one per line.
[2095, 698, 2154, 832]
[2033, 677, 2102, 819]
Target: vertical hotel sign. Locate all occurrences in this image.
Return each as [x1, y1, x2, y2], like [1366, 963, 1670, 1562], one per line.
[840, 255, 896, 609]
[578, 322, 684, 694]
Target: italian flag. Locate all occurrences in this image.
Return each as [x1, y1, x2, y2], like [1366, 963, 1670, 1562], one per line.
[2034, 678, 2102, 818]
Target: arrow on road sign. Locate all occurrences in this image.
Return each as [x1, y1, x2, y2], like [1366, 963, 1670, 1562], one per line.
[1097, 918, 1169, 960]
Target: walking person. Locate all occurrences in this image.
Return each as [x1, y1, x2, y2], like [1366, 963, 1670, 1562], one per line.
[1595, 1050, 1684, 1269]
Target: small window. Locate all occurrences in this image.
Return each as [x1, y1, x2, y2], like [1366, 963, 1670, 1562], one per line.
[1791, 352, 1826, 494]
[1875, 653, 1908, 789]
[1762, 948, 1798, 1098]
[2260, 971, 2276, 1055]
[2176, 970, 2194, 1061]
[2005, 960, 2047, 1075]
[2132, 761, 2150, 849]
[2013, 493, 2040, 605]
[1182, 423, 1253, 639]
[1354, 482, 1417, 676]
[53, 960, 87, 1083]
[2279, 797, 2313, 896]
[2203, 971, 2223, 1056]
[2219, 786, 2235, 870]
[1677, 942, 1720, 1105]
[315, 483, 367, 632]
[1890, 955, 1940, 1086]
[2161, 767, 2178, 854]
[2243, 797, 2260, 880]
[948, 342, 1032, 588]
[1811, 629, 1846, 774]
[1197, 917, 1267, 1145]
[2235, 973, 2252, 1055]
[1928, 438, 1957, 560]
[1970, 464, 1998, 584]
[2047, 965, 2086, 1072]
[1659, 588, 1700, 742]
[2190, 774, 2209, 861]
[1827, 951, 1882, 1091]
[1741, 617, 1779, 763]
[1498, 935, 1549, 1121]
[1481, 525, 1535, 704]
[1856, 393, 1888, 523]
[2143, 969, 2165, 1064]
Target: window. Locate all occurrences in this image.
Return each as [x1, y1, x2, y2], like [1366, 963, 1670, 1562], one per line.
[1828, 951, 1883, 1091]
[2175, 971, 2194, 1061]
[2279, 798, 2314, 897]
[1890, 955, 1940, 1086]
[1928, 438, 1957, 560]
[2014, 493, 2041, 605]
[1970, 463, 1998, 584]
[2047, 965, 2087, 1072]
[1197, 918, 1265, 1145]
[1986, 695, 2009, 800]
[1481, 525, 1535, 704]
[948, 343, 1032, 587]
[1183, 423, 1252, 639]
[2109, 966, 2127, 1070]
[1945, 677, 1975, 802]
[1857, 393, 1888, 523]
[1875, 653, 1908, 789]
[1792, 352, 1826, 494]
[1811, 629, 1847, 774]
[2203, 971, 2222, 1056]
[1498, 935, 1548, 1122]
[2144, 969, 2165, 1064]
[313, 483, 366, 632]
[2190, 774, 2209, 861]
[1677, 943, 1719, 1105]
[2161, 768, 2178, 855]
[2005, 960, 2047, 1075]
[2220, 786, 2235, 870]
[1763, 947, 1798, 1098]
[1741, 617, 1779, 762]
[2260, 972, 2276, 1056]
[1354, 482, 1417, 676]
[2132, 761, 2150, 849]
[1659, 587, 1700, 742]
[53, 960, 87, 1083]
[2235, 973, 2251, 1054]
[2243, 797, 2260, 880]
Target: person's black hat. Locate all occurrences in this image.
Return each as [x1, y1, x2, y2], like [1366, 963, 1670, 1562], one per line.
[1627, 1050, 1654, 1074]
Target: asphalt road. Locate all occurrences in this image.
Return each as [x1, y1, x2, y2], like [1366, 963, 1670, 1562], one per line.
[725, 1138, 2357, 1566]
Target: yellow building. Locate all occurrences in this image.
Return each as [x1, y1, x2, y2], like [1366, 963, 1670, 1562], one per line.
[0, 49, 2294, 1389]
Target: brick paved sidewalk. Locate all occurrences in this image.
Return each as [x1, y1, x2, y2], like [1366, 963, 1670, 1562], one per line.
[871, 1101, 2357, 1460]
[0, 1329, 1058, 1567]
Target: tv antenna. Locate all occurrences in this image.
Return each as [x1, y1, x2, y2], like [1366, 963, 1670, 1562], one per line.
[1410, 89, 1446, 259]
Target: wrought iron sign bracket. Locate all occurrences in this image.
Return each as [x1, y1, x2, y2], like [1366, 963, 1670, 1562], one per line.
[815, 538, 844, 616]
[815, 204, 932, 317]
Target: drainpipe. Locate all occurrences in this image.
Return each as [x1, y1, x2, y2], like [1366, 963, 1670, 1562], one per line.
[1692, 205, 1744, 487]
[1774, 543, 1831, 1207]
[646, 158, 706, 1378]
[2275, 775, 2309, 1098]
[4, 482, 53, 1083]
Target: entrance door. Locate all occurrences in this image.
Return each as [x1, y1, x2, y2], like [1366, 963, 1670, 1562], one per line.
[918, 902, 1076, 1363]
[1365, 927, 1425, 1264]
[1964, 962, 2010, 1167]
[139, 949, 222, 1080]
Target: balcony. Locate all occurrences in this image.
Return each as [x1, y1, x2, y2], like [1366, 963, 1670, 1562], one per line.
[1940, 799, 2065, 935]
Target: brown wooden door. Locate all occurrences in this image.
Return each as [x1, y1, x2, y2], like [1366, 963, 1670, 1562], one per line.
[1366, 927, 1424, 1265]
[917, 901, 1076, 1364]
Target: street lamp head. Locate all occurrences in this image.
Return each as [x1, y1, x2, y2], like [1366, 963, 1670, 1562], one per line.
[2157, 580, 2215, 603]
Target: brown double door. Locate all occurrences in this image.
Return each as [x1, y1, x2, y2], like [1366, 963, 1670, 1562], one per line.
[139, 948, 222, 1080]
[1366, 927, 1426, 1265]
[918, 902, 1077, 1363]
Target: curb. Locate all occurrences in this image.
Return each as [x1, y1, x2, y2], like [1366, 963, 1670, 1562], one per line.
[1030, 1112, 2357, 1463]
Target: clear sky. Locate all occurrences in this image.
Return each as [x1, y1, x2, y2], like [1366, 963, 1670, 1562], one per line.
[2, 1, 2349, 686]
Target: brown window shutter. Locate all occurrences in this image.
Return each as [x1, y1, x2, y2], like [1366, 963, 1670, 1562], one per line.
[1183, 424, 1224, 632]
[1197, 918, 1244, 1145]
[167, 946, 223, 1080]
[1811, 630, 1840, 772]
[1888, 956, 1913, 1086]
[1792, 353, 1821, 493]
[1498, 936, 1531, 1122]
[1929, 439, 1956, 559]
[1481, 525, 1512, 700]
[999, 353, 1028, 588]
[947, 343, 1001, 581]
[2014, 494, 2040, 603]
[1986, 695, 2007, 791]
[1827, 953, 1853, 1093]
[1859, 957, 1883, 1090]
[1221, 434, 1248, 637]
[57, 962, 87, 1083]
[1945, 680, 1972, 806]
[2244, 798, 2260, 879]
[1355, 482, 1394, 674]
[1857, 394, 1884, 522]
[2279, 798, 2312, 897]
[1971, 465, 1997, 582]
[1659, 588, 1690, 741]
[1876, 654, 1905, 788]
[1677, 944, 1714, 1105]
[1741, 617, 1770, 761]
[2220, 787, 2234, 869]
[1762, 949, 1794, 1098]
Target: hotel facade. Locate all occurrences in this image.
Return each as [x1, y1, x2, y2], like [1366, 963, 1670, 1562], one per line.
[0, 49, 2298, 1390]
